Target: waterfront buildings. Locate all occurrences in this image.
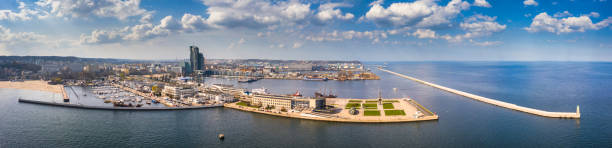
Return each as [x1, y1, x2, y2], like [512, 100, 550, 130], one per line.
[162, 85, 196, 99]
[247, 93, 325, 110]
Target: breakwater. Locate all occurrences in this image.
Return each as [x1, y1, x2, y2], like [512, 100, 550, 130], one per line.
[379, 68, 580, 118]
[18, 99, 222, 111]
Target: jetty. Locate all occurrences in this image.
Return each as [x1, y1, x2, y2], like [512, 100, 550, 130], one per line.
[379, 68, 580, 119]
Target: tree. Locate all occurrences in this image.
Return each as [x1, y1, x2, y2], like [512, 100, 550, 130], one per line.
[151, 85, 161, 96]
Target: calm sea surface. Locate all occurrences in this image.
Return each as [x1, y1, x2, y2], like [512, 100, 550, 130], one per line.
[1, 62, 611, 147]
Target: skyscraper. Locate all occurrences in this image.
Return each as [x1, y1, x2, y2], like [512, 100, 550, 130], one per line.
[189, 45, 205, 73]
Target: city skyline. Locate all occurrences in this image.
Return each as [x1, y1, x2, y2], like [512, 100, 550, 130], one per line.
[0, 0, 611, 61]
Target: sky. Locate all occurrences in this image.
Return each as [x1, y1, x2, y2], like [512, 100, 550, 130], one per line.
[0, 0, 611, 61]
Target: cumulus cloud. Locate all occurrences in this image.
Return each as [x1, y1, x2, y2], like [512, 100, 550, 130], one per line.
[203, 0, 311, 29]
[473, 0, 491, 8]
[523, 0, 538, 6]
[0, 25, 52, 55]
[364, 0, 470, 28]
[412, 29, 437, 39]
[35, 0, 149, 20]
[80, 15, 186, 44]
[0, 2, 48, 21]
[441, 14, 506, 42]
[313, 3, 354, 25]
[524, 12, 612, 34]
[460, 14, 506, 37]
[304, 30, 388, 44]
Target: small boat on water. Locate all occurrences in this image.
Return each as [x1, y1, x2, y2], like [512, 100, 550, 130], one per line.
[104, 100, 112, 103]
[303, 77, 328, 81]
[237, 77, 259, 83]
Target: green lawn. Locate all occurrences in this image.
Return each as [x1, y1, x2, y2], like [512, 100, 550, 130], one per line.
[362, 103, 378, 109]
[348, 100, 363, 103]
[236, 101, 248, 106]
[382, 100, 399, 103]
[345, 103, 361, 109]
[364, 110, 381, 116]
[384, 110, 406, 116]
[383, 103, 394, 109]
[365, 101, 378, 103]
[236, 101, 259, 108]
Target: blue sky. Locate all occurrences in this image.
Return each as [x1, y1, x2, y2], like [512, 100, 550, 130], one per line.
[0, 0, 611, 61]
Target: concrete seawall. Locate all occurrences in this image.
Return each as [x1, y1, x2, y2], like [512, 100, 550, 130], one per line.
[18, 99, 222, 111]
[379, 68, 580, 119]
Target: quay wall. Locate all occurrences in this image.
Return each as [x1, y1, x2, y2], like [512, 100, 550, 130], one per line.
[379, 68, 580, 119]
[18, 99, 222, 111]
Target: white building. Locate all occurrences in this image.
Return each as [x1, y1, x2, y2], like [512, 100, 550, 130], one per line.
[162, 86, 196, 99]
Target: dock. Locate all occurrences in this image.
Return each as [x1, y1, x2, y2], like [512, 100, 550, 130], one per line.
[379, 68, 580, 118]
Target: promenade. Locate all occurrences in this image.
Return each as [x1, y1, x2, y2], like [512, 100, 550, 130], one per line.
[379, 68, 580, 118]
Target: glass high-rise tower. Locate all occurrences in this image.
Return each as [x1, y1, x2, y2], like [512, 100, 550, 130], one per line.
[189, 45, 205, 74]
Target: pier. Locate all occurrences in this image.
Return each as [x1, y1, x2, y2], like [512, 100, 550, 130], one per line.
[379, 68, 580, 118]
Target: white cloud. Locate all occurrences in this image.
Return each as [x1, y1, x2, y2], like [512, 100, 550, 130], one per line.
[441, 14, 506, 42]
[80, 15, 185, 44]
[589, 12, 600, 18]
[0, 2, 48, 21]
[35, 0, 150, 20]
[524, 12, 612, 34]
[313, 3, 354, 25]
[417, 0, 470, 27]
[0, 25, 66, 55]
[469, 39, 502, 46]
[364, 0, 470, 28]
[473, 0, 491, 8]
[180, 13, 211, 32]
[304, 30, 388, 44]
[523, 0, 538, 6]
[364, 0, 436, 27]
[460, 14, 506, 37]
[553, 11, 572, 18]
[203, 0, 311, 29]
[412, 29, 437, 39]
